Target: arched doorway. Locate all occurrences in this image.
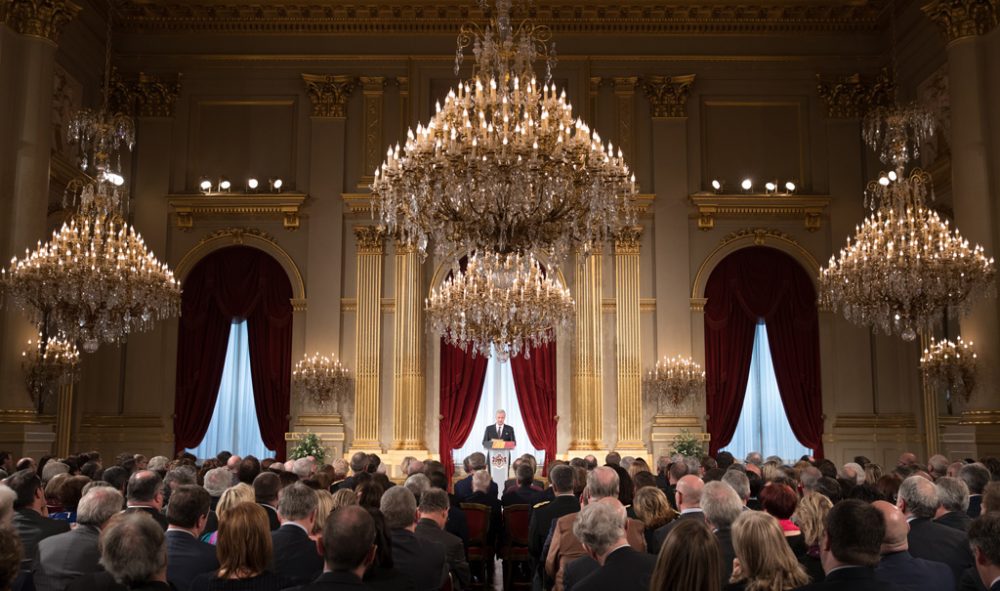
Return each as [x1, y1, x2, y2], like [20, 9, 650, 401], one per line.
[703, 246, 824, 460]
[174, 246, 294, 459]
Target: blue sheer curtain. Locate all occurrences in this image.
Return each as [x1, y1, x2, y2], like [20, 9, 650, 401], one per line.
[721, 321, 812, 463]
[186, 320, 274, 461]
[453, 346, 542, 467]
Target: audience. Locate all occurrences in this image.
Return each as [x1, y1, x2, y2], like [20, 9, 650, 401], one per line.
[631, 486, 676, 555]
[729, 510, 809, 591]
[761, 483, 806, 557]
[528, 465, 579, 570]
[501, 463, 544, 507]
[871, 500, 952, 591]
[380, 486, 447, 591]
[0, 525, 20, 591]
[968, 513, 1000, 591]
[271, 482, 323, 586]
[791, 492, 832, 583]
[165, 485, 218, 591]
[8, 469, 70, 566]
[124, 471, 168, 530]
[935, 476, 973, 532]
[252, 472, 281, 531]
[653, 473, 704, 545]
[98, 513, 170, 591]
[464, 470, 502, 546]
[191, 503, 288, 591]
[896, 475, 974, 580]
[205, 483, 255, 544]
[569, 499, 656, 591]
[298, 506, 376, 590]
[415, 488, 471, 590]
[649, 518, 721, 591]
[702, 480, 744, 586]
[960, 463, 991, 519]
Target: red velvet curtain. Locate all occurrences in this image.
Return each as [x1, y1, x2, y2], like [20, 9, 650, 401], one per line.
[704, 247, 824, 458]
[510, 342, 557, 474]
[175, 246, 294, 459]
[439, 340, 490, 485]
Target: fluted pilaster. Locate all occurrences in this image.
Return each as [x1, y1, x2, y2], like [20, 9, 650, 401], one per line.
[352, 225, 385, 448]
[391, 241, 425, 450]
[572, 249, 604, 450]
[615, 227, 644, 450]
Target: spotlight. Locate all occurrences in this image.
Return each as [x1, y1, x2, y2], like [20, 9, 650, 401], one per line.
[765, 181, 777, 193]
[711, 179, 723, 193]
[247, 178, 259, 192]
[199, 178, 213, 194]
[219, 178, 232, 192]
[887, 170, 898, 182]
[741, 178, 753, 192]
[784, 181, 797, 193]
[269, 178, 284, 192]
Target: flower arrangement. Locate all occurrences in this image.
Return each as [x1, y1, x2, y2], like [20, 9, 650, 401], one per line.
[289, 431, 326, 463]
[671, 429, 704, 458]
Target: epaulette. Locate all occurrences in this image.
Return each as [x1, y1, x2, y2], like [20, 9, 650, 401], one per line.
[533, 500, 551, 510]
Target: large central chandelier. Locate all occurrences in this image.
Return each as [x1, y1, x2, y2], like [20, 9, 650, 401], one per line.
[0, 3, 180, 353]
[819, 100, 994, 341]
[426, 252, 573, 362]
[371, 0, 636, 262]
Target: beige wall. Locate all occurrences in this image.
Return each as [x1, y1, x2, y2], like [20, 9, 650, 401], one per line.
[2, 1, 998, 465]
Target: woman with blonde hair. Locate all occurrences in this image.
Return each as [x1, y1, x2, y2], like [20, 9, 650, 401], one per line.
[627, 458, 651, 480]
[330, 488, 358, 510]
[650, 519, 721, 591]
[311, 489, 336, 536]
[864, 463, 884, 486]
[191, 502, 289, 591]
[632, 486, 677, 554]
[727, 511, 809, 591]
[203, 483, 255, 544]
[791, 493, 832, 582]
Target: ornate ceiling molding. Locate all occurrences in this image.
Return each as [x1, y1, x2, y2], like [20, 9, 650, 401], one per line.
[1, 0, 81, 43]
[922, 0, 998, 43]
[116, 1, 889, 36]
[816, 69, 892, 119]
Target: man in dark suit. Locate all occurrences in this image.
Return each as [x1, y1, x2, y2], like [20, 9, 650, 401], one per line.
[35, 486, 123, 591]
[338, 452, 368, 492]
[380, 486, 448, 591]
[415, 489, 471, 590]
[454, 453, 498, 502]
[567, 499, 655, 591]
[272, 482, 324, 586]
[482, 409, 516, 447]
[124, 471, 168, 530]
[960, 463, 991, 519]
[897, 475, 974, 581]
[702, 481, 742, 586]
[528, 466, 579, 562]
[936, 476, 974, 532]
[968, 513, 1000, 591]
[7, 469, 70, 566]
[872, 501, 954, 591]
[253, 471, 282, 531]
[68, 512, 172, 591]
[792, 500, 905, 591]
[653, 475, 704, 549]
[165, 485, 218, 591]
[299, 506, 378, 591]
[501, 463, 544, 507]
[464, 470, 503, 547]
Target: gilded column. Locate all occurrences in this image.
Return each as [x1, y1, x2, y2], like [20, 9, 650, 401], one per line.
[54, 383, 73, 457]
[352, 226, 385, 449]
[615, 227, 644, 450]
[359, 77, 385, 188]
[571, 248, 604, 450]
[614, 77, 637, 163]
[391, 241, 426, 450]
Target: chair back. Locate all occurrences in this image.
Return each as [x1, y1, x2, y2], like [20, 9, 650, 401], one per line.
[503, 504, 532, 546]
[460, 502, 491, 546]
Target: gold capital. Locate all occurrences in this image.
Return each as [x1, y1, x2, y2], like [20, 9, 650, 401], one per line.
[922, 0, 999, 43]
[816, 69, 892, 119]
[354, 225, 386, 254]
[614, 226, 643, 254]
[2, 0, 80, 43]
[643, 75, 696, 119]
[302, 74, 356, 118]
[111, 72, 182, 118]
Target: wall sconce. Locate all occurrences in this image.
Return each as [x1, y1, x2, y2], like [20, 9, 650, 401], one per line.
[711, 179, 724, 194]
[741, 178, 753, 192]
[246, 178, 259, 193]
[199, 177, 213, 194]
[218, 178, 232, 192]
[269, 178, 284, 193]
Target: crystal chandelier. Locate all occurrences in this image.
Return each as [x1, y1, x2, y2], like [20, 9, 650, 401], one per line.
[644, 355, 705, 412]
[819, 103, 995, 341]
[292, 353, 352, 411]
[0, 2, 180, 353]
[921, 336, 977, 403]
[426, 252, 573, 362]
[21, 334, 80, 413]
[371, 0, 636, 262]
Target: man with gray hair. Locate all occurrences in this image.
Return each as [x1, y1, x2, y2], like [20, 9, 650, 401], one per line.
[404, 473, 431, 503]
[745, 451, 763, 467]
[99, 512, 169, 590]
[381, 486, 448, 591]
[702, 480, 743, 585]
[292, 457, 316, 480]
[454, 452, 497, 501]
[328, 458, 350, 492]
[934, 476, 972, 532]
[927, 454, 949, 480]
[897, 475, 973, 580]
[272, 482, 322, 585]
[546, 467, 645, 591]
[465, 469, 502, 545]
[568, 498, 655, 591]
[722, 470, 751, 508]
[339, 452, 368, 491]
[416, 488, 470, 590]
[529, 465, 579, 563]
[960, 462, 991, 518]
[35, 487, 124, 591]
[840, 462, 865, 486]
[124, 471, 168, 530]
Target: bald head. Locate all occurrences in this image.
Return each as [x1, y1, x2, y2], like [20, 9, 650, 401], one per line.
[898, 452, 918, 468]
[874, 500, 909, 553]
[676, 475, 704, 510]
[586, 466, 620, 501]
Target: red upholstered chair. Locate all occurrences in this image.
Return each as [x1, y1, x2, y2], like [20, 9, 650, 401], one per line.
[461, 503, 494, 588]
[501, 504, 533, 590]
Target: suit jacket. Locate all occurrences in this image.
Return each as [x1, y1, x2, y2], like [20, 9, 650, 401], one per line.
[13, 508, 70, 566]
[967, 495, 982, 519]
[653, 510, 704, 548]
[715, 527, 737, 587]
[124, 506, 169, 530]
[453, 475, 498, 503]
[793, 566, 905, 591]
[936, 510, 973, 532]
[271, 523, 324, 586]
[501, 485, 544, 507]
[464, 491, 503, 545]
[259, 504, 281, 531]
[562, 557, 598, 591]
[34, 523, 103, 591]
[445, 497, 469, 547]
[166, 529, 220, 591]
[906, 517, 974, 581]
[415, 518, 471, 590]
[957, 567, 988, 591]
[389, 529, 447, 591]
[545, 512, 645, 591]
[528, 495, 580, 560]
[573, 546, 656, 591]
[294, 571, 368, 591]
[65, 571, 125, 591]
[482, 424, 515, 446]
[874, 550, 954, 591]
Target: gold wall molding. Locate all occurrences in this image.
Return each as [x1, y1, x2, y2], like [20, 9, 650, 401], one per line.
[302, 74, 356, 118]
[391, 241, 426, 450]
[353, 225, 386, 448]
[116, 2, 888, 36]
[643, 74, 696, 119]
[359, 76, 386, 188]
[342, 193, 373, 215]
[831, 413, 918, 430]
[0, 410, 55, 425]
[340, 297, 396, 312]
[816, 70, 892, 119]
[689, 193, 830, 231]
[922, 0, 999, 43]
[959, 409, 1000, 425]
[112, 72, 183, 118]
[615, 228, 644, 450]
[81, 414, 164, 429]
[1, 0, 80, 43]
[167, 193, 306, 230]
[601, 298, 656, 312]
[572, 248, 604, 450]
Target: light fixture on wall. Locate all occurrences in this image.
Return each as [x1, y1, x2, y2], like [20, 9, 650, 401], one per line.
[269, 178, 283, 193]
[21, 333, 80, 413]
[643, 355, 705, 413]
[292, 353, 352, 412]
[740, 178, 753, 192]
[921, 336, 976, 403]
[199, 178, 213, 194]
[246, 177, 259, 192]
[218, 178, 232, 192]
[711, 179, 724, 193]
[784, 181, 797, 193]
[764, 181, 778, 194]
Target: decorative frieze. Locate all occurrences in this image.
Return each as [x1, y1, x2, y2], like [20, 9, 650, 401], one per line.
[302, 74, 356, 118]
[816, 70, 892, 119]
[922, 0, 999, 43]
[359, 76, 386, 188]
[2, 0, 80, 43]
[643, 75, 696, 119]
